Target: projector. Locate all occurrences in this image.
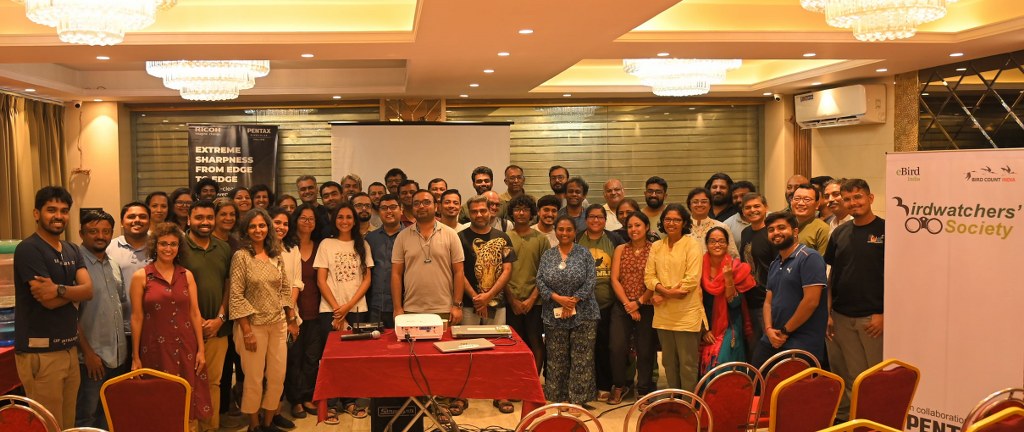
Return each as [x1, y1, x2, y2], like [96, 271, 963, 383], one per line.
[394, 313, 444, 341]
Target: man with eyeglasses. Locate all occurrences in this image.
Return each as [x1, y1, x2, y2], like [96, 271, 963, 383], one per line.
[365, 194, 403, 328]
[483, 190, 511, 232]
[790, 184, 830, 254]
[500, 164, 526, 204]
[548, 165, 590, 209]
[641, 176, 668, 227]
[351, 192, 376, 236]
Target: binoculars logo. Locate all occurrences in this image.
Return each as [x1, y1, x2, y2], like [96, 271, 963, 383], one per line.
[904, 217, 942, 234]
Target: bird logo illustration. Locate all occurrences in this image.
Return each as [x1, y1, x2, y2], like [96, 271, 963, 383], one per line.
[1002, 165, 1016, 174]
[893, 196, 909, 215]
[981, 166, 995, 174]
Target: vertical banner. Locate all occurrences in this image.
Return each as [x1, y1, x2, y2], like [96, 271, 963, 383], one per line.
[886, 150, 1024, 432]
[188, 124, 279, 193]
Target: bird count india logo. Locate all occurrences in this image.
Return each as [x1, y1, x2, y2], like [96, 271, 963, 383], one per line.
[893, 196, 1018, 240]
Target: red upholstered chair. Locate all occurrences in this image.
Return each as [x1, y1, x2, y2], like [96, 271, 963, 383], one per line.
[100, 368, 191, 432]
[695, 361, 761, 432]
[752, 348, 820, 428]
[515, 403, 600, 432]
[0, 394, 60, 432]
[850, 358, 921, 430]
[768, 367, 843, 432]
[818, 418, 902, 431]
[965, 407, 1024, 432]
[64, 428, 111, 432]
[624, 389, 711, 432]
[963, 388, 1024, 431]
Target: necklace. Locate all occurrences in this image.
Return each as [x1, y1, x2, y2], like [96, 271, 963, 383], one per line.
[418, 222, 439, 264]
[558, 245, 571, 269]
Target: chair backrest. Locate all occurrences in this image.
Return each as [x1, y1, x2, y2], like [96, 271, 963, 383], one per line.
[850, 358, 921, 430]
[696, 362, 761, 432]
[965, 407, 1024, 432]
[0, 394, 61, 432]
[818, 418, 902, 432]
[623, 389, 711, 432]
[963, 388, 1024, 430]
[100, 368, 191, 432]
[515, 403, 600, 432]
[757, 349, 819, 418]
[63, 428, 110, 432]
[769, 367, 843, 432]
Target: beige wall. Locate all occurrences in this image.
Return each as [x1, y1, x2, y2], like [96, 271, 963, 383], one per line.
[763, 96, 794, 212]
[63, 101, 128, 243]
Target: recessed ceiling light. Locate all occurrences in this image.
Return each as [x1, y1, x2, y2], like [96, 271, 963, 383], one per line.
[483, 69, 494, 74]
[803, 52, 816, 57]
[657, 52, 670, 57]
[876, 68, 888, 72]
[332, 95, 342, 99]
[301, 53, 314, 58]
[518, 29, 534, 35]
[469, 83, 480, 87]
[497, 52, 510, 57]
[140, 113, 146, 117]
[93, 99, 103, 102]
[25, 88, 36, 92]
[955, 67, 967, 71]
[162, 119, 169, 123]
[949, 52, 964, 57]
[563, 93, 572, 97]
[689, 107, 696, 110]
[811, 82, 822, 86]
[460, 94, 469, 98]
[762, 92, 773, 96]
[922, 93, 930, 96]
[663, 112, 670, 115]
[96, 56, 110, 60]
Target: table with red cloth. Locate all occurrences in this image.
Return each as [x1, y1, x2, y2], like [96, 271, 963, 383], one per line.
[0, 346, 21, 394]
[314, 328, 545, 423]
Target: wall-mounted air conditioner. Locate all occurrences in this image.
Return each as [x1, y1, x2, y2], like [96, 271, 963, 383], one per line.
[794, 84, 885, 129]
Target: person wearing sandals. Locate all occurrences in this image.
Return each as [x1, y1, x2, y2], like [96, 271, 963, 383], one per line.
[698, 227, 757, 375]
[608, 211, 657, 404]
[313, 201, 374, 423]
[229, 208, 299, 432]
[268, 208, 303, 428]
[283, 204, 323, 419]
[537, 215, 599, 409]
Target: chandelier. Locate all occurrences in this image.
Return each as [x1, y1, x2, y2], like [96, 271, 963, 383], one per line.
[12, 0, 175, 46]
[537, 106, 599, 124]
[801, 0, 958, 42]
[146, 61, 271, 101]
[623, 59, 742, 97]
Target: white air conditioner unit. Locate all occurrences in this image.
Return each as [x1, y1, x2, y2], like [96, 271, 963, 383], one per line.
[794, 84, 885, 129]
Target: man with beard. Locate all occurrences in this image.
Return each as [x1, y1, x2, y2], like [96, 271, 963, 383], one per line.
[460, 166, 505, 223]
[531, 195, 560, 247]
[784, 174, 810, 209]
[438, 189, 466, 231]
[500, 165, 526, 203]
[641, 176, 668, 225]
[790, 184, 830, 254]
[822, 178, 852, 233]
[722, 181, 756, 250]
[180, 200, 233, 432]
[351, 192, 376, 236]
[106, 202, 152, 314]
[557, 177, 589, 230]
[365, 194, 403, 328]
[548, 165, 589, 209]
[14, 186, 93, 429]
[320, 181, 345, 238]
[810, 176, 833, 221]
[74, 211, 128, 429]
[397, 179, 420, 227]
[384, 168, 407, 195]
[341, 174, 362, 202]
[459, 196, 516, 326]
[194, 177, 220, 201]
[367, 181, 387, 227]
[705, 173, 737, 222]
[751, 211, 827, 367]
[739, 193, 772, 354]
[602, 179, 625, 231]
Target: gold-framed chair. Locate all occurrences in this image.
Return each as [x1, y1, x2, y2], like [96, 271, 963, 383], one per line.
[100, 368, 191, 432]
[623, 389, 712, 432]
[962, 388, 1024, 431]
[0, 394, 61, 432]
[515, 402, 601, 432]
[768, 367, 843, 432]
[849, 358, 921, 430]
[752, 348, 820, 429]
[695, 361, 761, 432]
[965, 407, 1024, 432]
[818, 418, 902, 431]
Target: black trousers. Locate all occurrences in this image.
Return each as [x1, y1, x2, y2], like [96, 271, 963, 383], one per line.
[506, 304, 545, 375]
[608, 304, 658, 394]
[284, 318, 323, 404]
[595, 305, 614, 392]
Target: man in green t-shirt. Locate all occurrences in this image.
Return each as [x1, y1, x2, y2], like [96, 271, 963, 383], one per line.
[504, 195, 551, 375]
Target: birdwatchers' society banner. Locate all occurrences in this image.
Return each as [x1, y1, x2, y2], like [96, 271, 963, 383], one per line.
[885, 149, 1024, 432]
[188, 124, 278, 193]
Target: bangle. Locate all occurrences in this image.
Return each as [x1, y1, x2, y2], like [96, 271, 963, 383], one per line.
[243, 333, 254, 338]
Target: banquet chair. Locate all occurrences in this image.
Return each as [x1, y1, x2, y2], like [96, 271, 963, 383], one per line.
[63, 428, 109, 432]
[850, 358, 921, 430]
[768, 367, 843, 432]
[818, 418, 901, 432]
[962, 388, 1024, 430]
[695, 361, 761, 432]
[965, 407, 1024, 432]
[0, 394, 61, 432]
[100, 368, 190, 432]
[752, 348, 820, 428]
[623, 389, 712, 432]
[515, 403, 600, 432]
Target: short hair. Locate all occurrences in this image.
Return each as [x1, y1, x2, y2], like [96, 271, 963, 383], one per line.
[824, 177, 848, 190]
[144, 191, 168, 207]
[275, 194, 297, 207]
[34, 186, 73, 210]
[412, 189, 434, 201]
[148, 222, 184, 263]
[440, 189, 461, 202]
[505, 164, 524, 176]
[465, 194, 488, 209]
[645, 176, 668, 192]
[841, 178, 872, 194]
[343, 173, 363, 189]
[120, 201, 150, 219]
[295, 175, 317, 185]
[793, 184, 820, 201]
[238, 207, 282, 258]
[249, 184, 275, 205]
[765, 211, 799, 229]
[193, 177, 220, 198]
[399, 179, 420, 190]
[585, 203, 606, 218]
[741, 192, 767, 207]
[228, 186, 249, 200]
[548, 165, 569, 177]
[384, 168, 407, 181]
[212, 198, 238, 225]
[506, 194, 537, 218]
[705, 226, 731, 246]
[730, 180, 757, 194]
[537, 194, 562, 210]
[566, 176, 589, 195]
[350, 192, 370, 203]
[617, 198, 641, 214]
[660, 203, 692, 235]
[704, 173, 734, 191]
[428, 178, 447, 189]
[624, 210, 651, 230]
[471, 166, 494, 182]
[319, 181, 342, 196]
[810, 176, 833, 189]
[368, 181, 386, 191]
[686, 187, 710, 208]
[379, 193, 400, 205]
[80, 209, 114, 228]
[189, 199, 216, 217]
[553, 214, 578, 232]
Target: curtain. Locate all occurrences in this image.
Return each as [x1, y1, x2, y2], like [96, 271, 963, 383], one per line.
[0, 93, 65, 240]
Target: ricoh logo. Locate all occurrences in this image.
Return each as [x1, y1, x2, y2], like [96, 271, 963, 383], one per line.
[895, 166, 921, 181]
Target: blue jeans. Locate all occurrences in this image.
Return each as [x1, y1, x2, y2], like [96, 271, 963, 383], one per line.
[75, 362, 126, 428]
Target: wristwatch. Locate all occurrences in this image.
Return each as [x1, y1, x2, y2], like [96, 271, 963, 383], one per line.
[217, 313, 227, 322]
[779, 326, 792, 336]
[56, 284, 67, 298]
[453, 302, 463, 308]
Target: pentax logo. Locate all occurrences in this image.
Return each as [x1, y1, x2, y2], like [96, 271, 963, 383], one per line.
[895, 166, 921, 181]
[964, 164, 1016, 183]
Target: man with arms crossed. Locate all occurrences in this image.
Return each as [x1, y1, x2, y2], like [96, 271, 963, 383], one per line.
[505, 195, 550, 375]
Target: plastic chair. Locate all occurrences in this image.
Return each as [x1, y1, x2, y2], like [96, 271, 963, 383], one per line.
[752, 348, 820, 428]
[965, 407, 1024, 432]
[0, 394, 61, 432]
[100, 368, 191, 432]
[818, 418, 901, 432]
[624, 389, 711, 432]
[850, 358, 921, 430]
[768, 367, 843, 432]
[515, 402, 600, 432]
[963, 388, 1024, 430]
[695, 361, 761, 432]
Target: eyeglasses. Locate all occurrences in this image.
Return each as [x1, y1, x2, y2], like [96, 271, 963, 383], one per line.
[380, 204, 401, 212]
[174, 200, 192, 207]
[689, 199, 710, 205]
[645, 189, 665, 196]
[157, 241, 179, 248]
[298, 216, 315, 223]
[353, 203, 372, 210]
[792, 197, 816, 204]
[707, 239, 729, 245]
[549, 175, 567, 181]
[487, 201, 501, 207]
[663, 218, 684, 224]
[587, 214, 605, 220]
[412, 200, 434, 208]
[506, 175, 524, 181]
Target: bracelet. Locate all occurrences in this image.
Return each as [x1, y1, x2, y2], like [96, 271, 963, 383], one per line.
[453, 302, 463, 308]
[243, 333, 254, 338]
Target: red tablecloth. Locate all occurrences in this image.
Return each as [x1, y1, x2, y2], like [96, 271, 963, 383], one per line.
[0, 346, 21, 394]
[313, 328, 545, 422]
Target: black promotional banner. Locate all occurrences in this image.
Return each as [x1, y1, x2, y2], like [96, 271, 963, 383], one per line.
[188, 124, 278, 193]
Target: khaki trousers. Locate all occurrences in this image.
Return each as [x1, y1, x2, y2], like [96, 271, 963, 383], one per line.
[827, 311, 883, 421]
[234, 322, 287, 414]
[199, 336, 228, 432]
[15, 347, 80, 429]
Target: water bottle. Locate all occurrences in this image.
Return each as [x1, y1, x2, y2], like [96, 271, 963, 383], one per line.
[0, 240, 19, 347]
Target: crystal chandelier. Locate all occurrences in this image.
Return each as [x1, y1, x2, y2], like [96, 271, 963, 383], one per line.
[146, 61, 272, 101]
[802, 0, 958, 42]
[537, 106, 599, 124]
[623, 59, 742, 97]
[12, 0, 175, 46]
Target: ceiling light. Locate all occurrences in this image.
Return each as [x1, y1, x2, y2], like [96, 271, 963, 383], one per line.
[876, 68, 888, 72]
[518, 29, 533, 34]
[14, 0, 175, 46]
[25, 88, 36, 92]
[955, 67, 967, 71]
[459, 94, 469, 98]
[623, 58, 742, 97]
[563, 94, 572, 97]
[469, 83, 480, 87]
[689, 107, 696, 110]
[803, 53, 817, 57]
[802, 0, 954, 41]
[762, 92, 773, 96]
[922, 92, 930, 95]
[949, 52, 964, 57]
[301, 53, 314, 58]
[146, 60, 270, 101]
[93, 99, 103, 102]
[96, 55, 110, 60]
[657, 52, 670, 57]
[497, 52, 510, 57]
[332, 95, 342, 99]
[483, 69, 494, 74]
[811, 82, 822, 86]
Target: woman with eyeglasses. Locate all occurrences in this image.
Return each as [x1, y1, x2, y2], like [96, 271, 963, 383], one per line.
[643, 203, 705, 392]
[168, 187, 193, 232]
[698, 226, 756, 375]
[608, 211, 657, 403]
[686, 188, 739, 257]
[283, 203, 323, 419]
[130, 222, 212, 426]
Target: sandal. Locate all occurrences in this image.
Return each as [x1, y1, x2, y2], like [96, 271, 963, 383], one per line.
[596, 390, 611, 402]
[448, 398, 467, 416]
[344, 402, 369, 419]
[607, 386, 624, 405]
[324, 408, 341, 425]
[492, 399, 515, 414]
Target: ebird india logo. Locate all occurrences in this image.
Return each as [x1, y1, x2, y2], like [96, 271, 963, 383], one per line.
[892, 197, 1018, 239]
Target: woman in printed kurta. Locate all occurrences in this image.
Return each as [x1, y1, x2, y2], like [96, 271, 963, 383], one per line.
[698, 227, 756, 375]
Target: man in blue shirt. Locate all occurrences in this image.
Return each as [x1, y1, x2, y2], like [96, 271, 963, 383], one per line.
[751, 211, 828, 367]
[364, 194, 402, 328]
[105, 201, 151, 343]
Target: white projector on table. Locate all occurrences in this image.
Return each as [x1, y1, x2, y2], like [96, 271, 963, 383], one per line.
[394, 313, 444, 341]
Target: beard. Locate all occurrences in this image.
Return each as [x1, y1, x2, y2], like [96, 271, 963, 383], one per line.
[551, 183, 566, 194]
[645, 196, 663, 209]
[711, 193, 730, 206]
[357, 211, 371, 222]
[772, 235, 795, 251]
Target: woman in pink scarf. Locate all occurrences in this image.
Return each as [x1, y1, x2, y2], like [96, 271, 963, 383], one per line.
[699, 227, 756, 375]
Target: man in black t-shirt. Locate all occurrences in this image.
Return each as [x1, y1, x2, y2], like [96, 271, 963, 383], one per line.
[824, 179, 885, 421]
[739, 192, 772, 358]
[459, 196, 517, 325]
[13, 186, 94, 429]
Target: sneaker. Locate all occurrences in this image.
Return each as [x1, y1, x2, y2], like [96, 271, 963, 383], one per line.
[272, 414, 296, 430]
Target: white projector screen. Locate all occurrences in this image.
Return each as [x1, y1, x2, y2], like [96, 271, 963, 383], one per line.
[330, 122, 511, 198]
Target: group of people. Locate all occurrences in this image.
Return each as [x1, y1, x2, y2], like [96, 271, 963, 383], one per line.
[12, 163, 885, 431]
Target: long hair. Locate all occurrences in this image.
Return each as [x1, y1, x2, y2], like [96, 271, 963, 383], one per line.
[268, 207, 293, 251]
[285, 203, 322, 249]
[330, 201, 368, 275]
[238, 208, 282, 258]
[148, 222, 184, 265]
[167, 187, 191, 227]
